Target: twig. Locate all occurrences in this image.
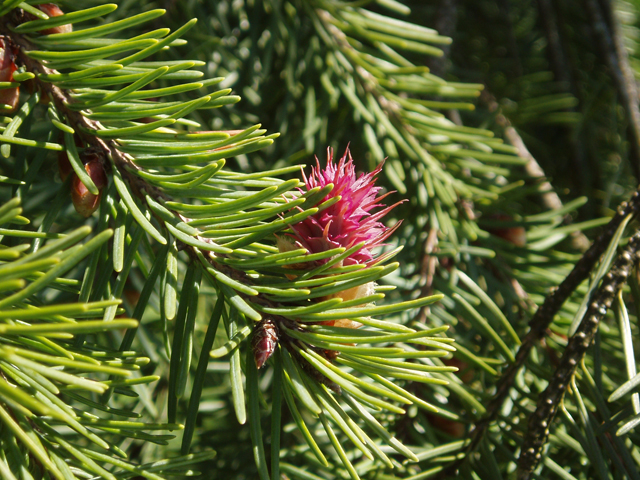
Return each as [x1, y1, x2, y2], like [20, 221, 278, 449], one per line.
[417, 227, 439, 323]
[504, 127, 562, 211]
[485, 92, 591, 251]
[3, 22, 240, 254]
[451, 186, 640, 474]
[4, 20, 361, 380]
[503, 125, 590, 251]
[584, 0, 640, 180]
[2, 25, 161, 192]
[516, 231, 640, 479]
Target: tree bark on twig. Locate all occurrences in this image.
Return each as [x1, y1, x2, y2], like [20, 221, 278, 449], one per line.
[443, 186, 640, 477]
[484, 92, 591, 251]
[503, 125, 590, 251]
[517, 232, 640, 479]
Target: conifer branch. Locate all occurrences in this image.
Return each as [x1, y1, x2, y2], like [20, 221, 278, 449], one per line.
[4, 1, 638, 477]
[458, 186, 640, 472]
[484, 91, 590, 249]
[517, 230, 640, 479]
[2, 23, 151, 191]
[0, 7, 458, 476]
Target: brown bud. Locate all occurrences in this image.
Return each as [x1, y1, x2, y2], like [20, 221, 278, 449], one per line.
[443, 357, 473, 383]
[123, 287, 141, 308]
[494, 226, 526, 247]
[426, 413, 466, 438]
[322, 349, 340, 360]
[37, 4, 72, 35]
[0, 38, 19, 114]
[485, 214, 526, 247]
[71, 157, 107, 218]
[0, 38, 17, 82]
[252, 318, 278, 369]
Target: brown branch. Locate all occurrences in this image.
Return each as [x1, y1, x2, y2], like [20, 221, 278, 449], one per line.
[417, 226, 439, 324]
[504, 126, 562, 211]
[517, 231, 640, 479]
[446, 186, 640, 475]
[503, 125, 590, 251]
[5, 24, 340, 404]
[3, 20, 244, 258]
[3, 24, 164, 194]
[485, 91, 591, 251]
[1, 20, 298, 366]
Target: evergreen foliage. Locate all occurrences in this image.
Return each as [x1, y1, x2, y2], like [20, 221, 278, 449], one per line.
[2, 1, 640, 479]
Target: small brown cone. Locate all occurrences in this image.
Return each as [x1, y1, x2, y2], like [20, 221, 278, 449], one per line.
[36, 4, 72, 34]
[486, 214, 526, 247]
[71, 158, 107, 218]
[0, 38, 19, 114]
[252, 318, 278, 369]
